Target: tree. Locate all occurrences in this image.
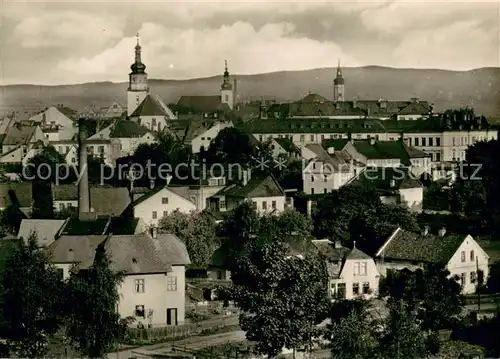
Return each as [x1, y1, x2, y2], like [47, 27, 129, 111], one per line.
[379, 264, 464, 332]
[26, 145, 67, 182]
[31, 180, 55, 219]
[158, 210, 220, 267]
[326, 300, 377, 359]
[487, 261, 500, 293]
[206, 127, 256, 167]
[313, 185, 419, 254]
[225, 202, 329, 358]
[376, 300, 429, 359]
[0, 232, 64, 357]
[0, 205, 26, 236]
[65, 245, 129, 358]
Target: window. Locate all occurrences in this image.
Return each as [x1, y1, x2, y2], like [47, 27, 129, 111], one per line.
[217, 271, 222, 280]
[162, 197, 168, 204]
[163, 211, 168, 218]
[362, 282, 370, 294]
[272, 201, 276, 210]
[311, 175, 315, 183]
[220, 201, 226, 209]
[361, 262, 367, 275]
[321, 135, 325, 141]
[354, 262, 360, 275]
[99, 145, 104, 153]
[152, 211, 157, 219]
[300, 135, 305, 142]
[429, 137, 433, 146]
[310, 135, 314, 142]
[337, 283, 346, 299]
[135, 305, 145, 317]
[324, 175, 328, 183]
[167, 276, 177, 291]
[324, 188, 328, 194]
[135, 279, 145, 293]
[470, 271, 477, 283]
[421, 137, 426, 146]
[470, 250, 475, 261]
[436, 153, 441, 162]
[312, 163, 316, 170]
[461, 251, 466, 262]
[436, 137, 441, 146]
[311, 188, 315, 194]
[56, 268, 64, 279]
[262, 201, 267, 210]
[414, 138, 419, 146]
[353, 282, 359, 295]
[224, 94, 229, 102]
[460, 273, 466, 286]
[452, 137, 456, 146]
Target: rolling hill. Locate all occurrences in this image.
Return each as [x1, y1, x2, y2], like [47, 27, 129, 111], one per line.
[1, 66, 499, 118]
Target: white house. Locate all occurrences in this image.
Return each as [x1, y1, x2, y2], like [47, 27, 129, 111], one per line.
[2, 124, 44, 155]
[29, 105, 78, 142]
[375, 227, 490, 294]
[48, 230, 190, 327]
[207, 173, 286, 214]
[312, 239, 380, 300]
[191, 121, 233, 153]
[301, 144, 358, 195]
[128, 186, 197, 226]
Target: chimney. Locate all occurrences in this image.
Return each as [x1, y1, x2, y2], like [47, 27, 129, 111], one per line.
[438, 227, 446, 237]
[334, 240, 342, 248]
[78, 118, 91, 219]
[389, 179, 396, 188]
[422, 225, 429, 236]
[327, 147, 335, 154]
[166, 174, 173, 186]
[149, 179, 155, 189]
[369, 137, 376, 145]
[150, 226, 158, 239]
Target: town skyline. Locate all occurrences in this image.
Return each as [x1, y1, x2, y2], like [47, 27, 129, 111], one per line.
[1, 0, 498, 86]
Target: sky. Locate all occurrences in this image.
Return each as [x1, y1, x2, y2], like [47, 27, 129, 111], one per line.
[1, 0, 499, 85]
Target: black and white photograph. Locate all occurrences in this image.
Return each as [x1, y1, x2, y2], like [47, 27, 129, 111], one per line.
[0, 0, 499, 358]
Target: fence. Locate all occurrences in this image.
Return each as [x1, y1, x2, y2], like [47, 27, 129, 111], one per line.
[125, 316, 239, 345]
[464, 293, 500, 305]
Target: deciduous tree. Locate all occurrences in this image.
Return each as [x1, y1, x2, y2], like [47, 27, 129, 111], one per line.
[158, 210, 220, 266]
[0, 232, 64, 357]
[65, 245, 129, 358]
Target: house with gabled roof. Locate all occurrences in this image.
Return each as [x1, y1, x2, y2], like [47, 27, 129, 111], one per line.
[1, 123, 44, 156]
[129, 94, 176, 132]
[125, 185, 197, 226]
[87, 119, 156, 161]
[301, 143, 359, 195]
[29, 105, 79, 142]
[350, 166, 423, 212]
[271, 137, 301, 160]
[48, 228, 190, 326]
[312, 239, 380, 300]
[394, 99, 432, 121]
[375, 227, 489, 294]
[208, 173, 286, 214]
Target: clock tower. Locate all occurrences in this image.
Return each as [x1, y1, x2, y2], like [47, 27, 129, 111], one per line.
[220, 60, 234, 110]
[127, 33, 149, 116]
[333, 59, 345, 102]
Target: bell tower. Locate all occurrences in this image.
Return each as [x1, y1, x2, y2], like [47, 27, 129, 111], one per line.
[333, 59, 345, 102]
[127, 33, 149, 116]
[220, 60, 234, 110]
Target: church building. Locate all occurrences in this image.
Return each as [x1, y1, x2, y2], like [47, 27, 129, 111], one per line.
[126, 34, 177, 132]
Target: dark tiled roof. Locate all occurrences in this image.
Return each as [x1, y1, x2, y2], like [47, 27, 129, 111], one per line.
[352, 139, 428, 165]
[274, 138, 300, 154]
[49, 235, 106, 263]
[221, 174, 284, 198]
[321, 139, 349, 151]
[396, 101, 431, 116]
[379, 228, 465, 263]
[131, 186, 194, 207]
[286, 101, 366, 117]
[168, 119, 214, 142]
[130, 95, 169, 117]
[352, 166, 422, 191]
[110, 119, 150, 138]
[296, 93, 329, 103]
[347, 247, 372, 260]
[56, 106, 79, 121]
[305, 144, 353, 172]
[3, 125, 37, 145]
[177, 96, 230, 113]
[59, 216, 141, 236]
[73, 233, 191, 273]
[355, 100, 429, 117]
[245, 118, 386, 134]
[17, 219, 67, 247]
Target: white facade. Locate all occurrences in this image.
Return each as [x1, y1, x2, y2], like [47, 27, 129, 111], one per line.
[191, 121, 233, 153]
[302, 160, 356, 195]
[252, 195, 286, 214]
[330, 256, 380, 300]
[133, 187, 197, 226]
[118, 265, 186, 327]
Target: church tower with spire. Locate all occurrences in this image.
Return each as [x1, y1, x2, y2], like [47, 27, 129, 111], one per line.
[220, 60, 234, 110]
[333, 60, 345, 102]
[127, 33, 149, 116]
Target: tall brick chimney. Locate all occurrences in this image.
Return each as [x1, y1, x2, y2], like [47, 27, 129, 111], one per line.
[78, 118, 91, 219]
